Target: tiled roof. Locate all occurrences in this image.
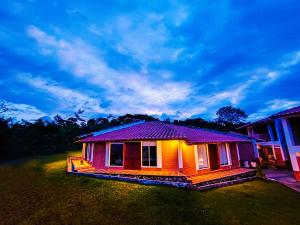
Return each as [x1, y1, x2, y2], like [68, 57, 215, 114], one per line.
[240, 105, 300, 128]
[80, 121, 251, 144]
[271, 105, 300, 118]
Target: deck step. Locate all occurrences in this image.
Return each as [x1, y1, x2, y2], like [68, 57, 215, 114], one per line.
[191, 170, 256, 186]
[192, 176, 257, 190]
[76, 166, 95, 172]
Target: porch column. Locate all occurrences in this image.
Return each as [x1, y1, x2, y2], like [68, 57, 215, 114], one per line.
[275, 118, 288, 161]
[178, 141, 183, 169]
[247, 127, 253, 137]
[267, 124, 275, 141]
[82, 143, 86, 159]
[281, 118, 300, 173]
[252, 140, 259, 159]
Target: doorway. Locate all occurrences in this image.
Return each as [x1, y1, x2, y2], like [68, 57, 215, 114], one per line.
[124, 142, 141, 170]
[208, 144, 220, 170]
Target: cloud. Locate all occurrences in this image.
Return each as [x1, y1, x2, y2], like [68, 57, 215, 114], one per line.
[4, 102, 47, 121]
[17, 74, 104, 115]
[248, 99, 300, 121]
[2, 1, 300, 121]
[280, 51, 300, 67]
[88, 10, 188, 65]
[26, 26, 192, 116]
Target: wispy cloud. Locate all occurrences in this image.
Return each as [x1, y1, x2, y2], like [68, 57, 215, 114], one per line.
[17, 74, 104, 115]
[248, 99, 300, 121]
[4, 102, 47, 121]
[1, 1, 300, 121]
[280, 51, 300, 67]
[26, 26, 192, 116]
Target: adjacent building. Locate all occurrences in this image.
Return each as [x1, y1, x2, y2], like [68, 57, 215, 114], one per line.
[239, 106, 300, 181]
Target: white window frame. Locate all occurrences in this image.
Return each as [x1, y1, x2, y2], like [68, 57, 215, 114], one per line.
[90, 143, 94, 163]
[109, 142, 124, 167]
[196, 144, 209, 170]
[236, 143, 241, 161]
[219, 143, 230, 166]
[225, 143, 232, 166]
[86, 143, 91, 161]
[178, 141, 183, 169]
[82, 143, 86, 159]
[141, 141, 159, 168]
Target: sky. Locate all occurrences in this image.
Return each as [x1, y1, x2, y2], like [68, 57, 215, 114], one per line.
[1, 0, 300, 122]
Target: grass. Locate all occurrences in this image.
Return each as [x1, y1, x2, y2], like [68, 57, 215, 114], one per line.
[0, 152, 300, 225]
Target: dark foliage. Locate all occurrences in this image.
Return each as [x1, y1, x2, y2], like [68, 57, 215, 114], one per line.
[0, 107, 246, 160]
[0, 113, 159, 160]
[216, 106, 248, 124]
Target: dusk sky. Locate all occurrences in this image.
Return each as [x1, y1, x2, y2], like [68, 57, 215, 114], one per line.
[1, 0, 300, 121]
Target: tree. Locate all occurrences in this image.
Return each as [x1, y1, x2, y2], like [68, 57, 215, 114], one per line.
[0, 100, 15, 115]
[216, 106, 248, 125]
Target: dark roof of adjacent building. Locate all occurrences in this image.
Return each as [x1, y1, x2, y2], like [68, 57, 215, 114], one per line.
[271, 105, 300, 118]
[80, 121, 251, 144]
[239, 105, 300, 129]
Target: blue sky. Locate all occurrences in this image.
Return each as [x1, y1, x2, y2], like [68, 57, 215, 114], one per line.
[1, 0, 300, 121]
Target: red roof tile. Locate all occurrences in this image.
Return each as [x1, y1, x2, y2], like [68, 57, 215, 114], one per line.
[271, 105, 300, 118]
[80, 121, 250, 144]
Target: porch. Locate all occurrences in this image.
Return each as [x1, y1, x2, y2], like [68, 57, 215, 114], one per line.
[67, 156, 256, 187]
[257, 143, 285, 168]
[188, 168, 256, 185]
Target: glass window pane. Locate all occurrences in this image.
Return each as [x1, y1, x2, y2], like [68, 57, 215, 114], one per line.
[149, 146, 157, 166]
[197, 145, 208, 168]
[110, 144, 123, 166]
[142, 146, 149, 166]
[220, 144, 228, 165]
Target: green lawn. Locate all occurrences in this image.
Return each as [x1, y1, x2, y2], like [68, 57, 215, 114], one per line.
[0, 152, 299, 225]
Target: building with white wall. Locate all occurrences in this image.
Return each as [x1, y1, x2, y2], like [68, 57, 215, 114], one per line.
[239, 106, 300, 181]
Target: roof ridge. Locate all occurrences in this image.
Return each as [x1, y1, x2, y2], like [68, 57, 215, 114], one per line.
[79, 120, 251, 143]
[270, 105, 300, 117]
[92, 120, 145, 137]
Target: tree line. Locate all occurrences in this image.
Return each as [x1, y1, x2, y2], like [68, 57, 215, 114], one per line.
[0, 103, 247, 160]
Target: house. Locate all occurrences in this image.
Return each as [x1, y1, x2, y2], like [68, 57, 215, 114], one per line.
[238, 106, 300, 181]
[72, 121, 257, 184]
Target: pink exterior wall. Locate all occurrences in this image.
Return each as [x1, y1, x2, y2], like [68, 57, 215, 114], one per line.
[85, 140, 247, 175]
[161, 140, 179, 171]
[182, 143, 197, 175]
[237, 143, 255, 161]
[92, 143, 106, 169]
[274, 147, 284, 165]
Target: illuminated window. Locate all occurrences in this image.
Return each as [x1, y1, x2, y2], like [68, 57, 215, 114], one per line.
[220, 144, 229, 165]
[197, 144, 208, 169]
[110, 143, 123, 166]
[142, 141, 157, 167]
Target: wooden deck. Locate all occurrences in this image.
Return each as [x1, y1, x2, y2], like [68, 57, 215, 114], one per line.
[188, 168, 256, 185]
[68, 156, 256, 185]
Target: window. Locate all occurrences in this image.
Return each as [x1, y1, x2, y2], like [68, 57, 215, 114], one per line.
[288, 117, 300, 146]
[85, 143, 91, 161]
[220, 144, 229, 165]
[142, 142, 157, 167]
[197, 144, 208, 169]
[267, 147, 274, 156]
[110, 143, 123, 166]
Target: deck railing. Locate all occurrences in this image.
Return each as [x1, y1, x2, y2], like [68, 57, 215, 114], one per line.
[66, 156, 84, 172]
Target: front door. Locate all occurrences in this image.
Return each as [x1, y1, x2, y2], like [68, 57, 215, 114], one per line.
[229, 143, 240, 167]
[124, 142, 141, 170]
[208, 144, 220, 171]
